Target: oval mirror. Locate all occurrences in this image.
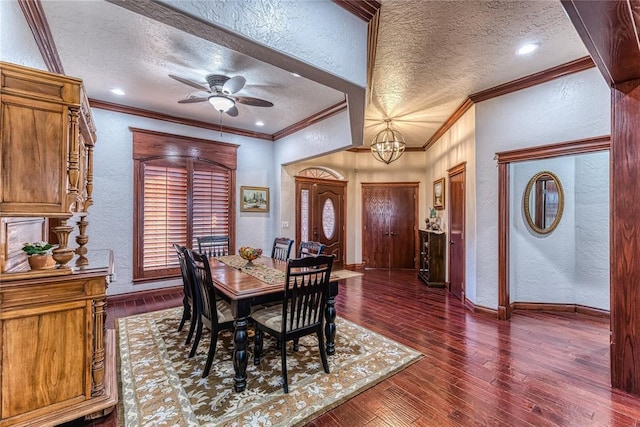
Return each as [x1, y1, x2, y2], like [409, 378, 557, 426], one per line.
[523, 171, 564, 234]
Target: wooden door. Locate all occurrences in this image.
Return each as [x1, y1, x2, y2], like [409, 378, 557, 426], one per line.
[362, 183, 418, 269]
[363, 187, 391, 268]
[448, 164, 466, 301]
[295, 177, 346, 270]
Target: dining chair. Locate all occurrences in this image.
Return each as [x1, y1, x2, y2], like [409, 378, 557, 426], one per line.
[298, 241, 325, 258]
[185, 249, 235, 377]
[271, 237, 294, 261]
[251, 254, 334, 393]
[196, 235, 230, 257]
[173, 243, 198, 346]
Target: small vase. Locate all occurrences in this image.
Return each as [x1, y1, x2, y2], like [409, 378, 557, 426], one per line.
[28, 254, 57, 270]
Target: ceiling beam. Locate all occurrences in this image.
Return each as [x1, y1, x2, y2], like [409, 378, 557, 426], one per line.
[107, 0, 366, 148]
[332, 0, 381, 22]
[561, 0, 640, 85]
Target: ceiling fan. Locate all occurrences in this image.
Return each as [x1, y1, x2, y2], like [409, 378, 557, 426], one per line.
[169, 74, 274, 117]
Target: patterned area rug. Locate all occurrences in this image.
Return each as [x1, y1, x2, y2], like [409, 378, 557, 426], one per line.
[330, 270, 364, 281]
[117, 307, 421, 426]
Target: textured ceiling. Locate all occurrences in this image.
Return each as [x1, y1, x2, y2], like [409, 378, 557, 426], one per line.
[366, 0, 589, 147]
[39, 0, 589, 147]
[41, 1, 346, 136]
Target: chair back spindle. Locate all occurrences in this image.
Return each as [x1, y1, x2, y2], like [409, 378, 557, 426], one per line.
[250, 254, 334, 393]
[283, 255, 333, 333]
[197, 235, 230, 257]
[297, 241, 325, 258]
[173, 243, 197, 340]
[271, 237, 294, 261]
[187, 250, 222, 330]
[184, 249, 235, 378]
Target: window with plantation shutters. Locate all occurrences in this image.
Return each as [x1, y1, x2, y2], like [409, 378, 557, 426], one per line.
[142, 163, 188, 272]
[192, 168, 230, 248]
[132, 128, 237, 282]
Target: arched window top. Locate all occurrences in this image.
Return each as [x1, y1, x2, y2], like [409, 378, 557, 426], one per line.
[298, 167, 344, 180]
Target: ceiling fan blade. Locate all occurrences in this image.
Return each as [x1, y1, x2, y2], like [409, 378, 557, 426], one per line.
[235, 96, 273, 107]
[169, 74, 211, 93]
[222, 76, 246, 94]
[226, 105, 239, 117]
[177, 97, 210, 104]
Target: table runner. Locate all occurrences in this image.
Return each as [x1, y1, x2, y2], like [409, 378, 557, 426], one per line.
[216, 255, 286, 285]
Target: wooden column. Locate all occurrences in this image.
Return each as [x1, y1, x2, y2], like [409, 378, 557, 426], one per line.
[611, 79, 640, 393]
[561, 0, 640, 396]
[497, 162, 510, 320]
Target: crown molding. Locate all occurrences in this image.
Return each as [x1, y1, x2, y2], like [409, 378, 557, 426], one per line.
[495, 135, 610, 164]
[18, 0, 64, 74]
[89, 99, 274, 141]
[273, 101, 347, 140]
[469, 56, 595, 103]
[332, 0, 381, 22]
[425, 57, 596, 151]
[90, 98, 350, 142]
[423, 97, 474, 150]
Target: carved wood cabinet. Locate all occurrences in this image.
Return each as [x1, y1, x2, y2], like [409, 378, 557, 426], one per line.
[0, 62, 114, 425]
[0, 61, 96, 272]
[0, 251, 117, 426]
[418, 229, 446, 287]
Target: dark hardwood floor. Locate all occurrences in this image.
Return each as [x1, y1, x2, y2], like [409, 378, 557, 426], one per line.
[67, 270, 640, 426]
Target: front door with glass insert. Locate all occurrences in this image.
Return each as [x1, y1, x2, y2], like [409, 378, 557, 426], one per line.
[295, 177, 346, 270]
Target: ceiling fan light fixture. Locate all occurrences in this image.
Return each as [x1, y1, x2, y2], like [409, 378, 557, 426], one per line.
[370, 119, 406, 164]
[208, 95, 235, 112]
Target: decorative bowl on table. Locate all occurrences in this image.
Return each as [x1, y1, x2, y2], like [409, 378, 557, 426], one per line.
[238, 246, 262, 265]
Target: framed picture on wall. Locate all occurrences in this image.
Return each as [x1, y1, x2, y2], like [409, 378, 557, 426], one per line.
[240, 186, 270, 212]
[433, 178, 445, 210]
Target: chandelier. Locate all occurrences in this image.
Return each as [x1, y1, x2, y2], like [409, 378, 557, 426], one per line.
[370, 119, 406, 164]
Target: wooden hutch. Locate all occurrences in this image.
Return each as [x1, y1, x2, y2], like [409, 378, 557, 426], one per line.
[0, 62, 117, 426]
[418, 229, 446, 287]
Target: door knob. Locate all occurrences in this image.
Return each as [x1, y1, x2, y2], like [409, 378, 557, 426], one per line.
[449, 240, 454, 245]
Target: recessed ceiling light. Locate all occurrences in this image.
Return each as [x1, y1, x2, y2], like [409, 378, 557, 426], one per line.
[255, 121, 265, 127]
[516, 43, 539, 56]
[110, 88, 126, 96]
[291, 72, 301, 78]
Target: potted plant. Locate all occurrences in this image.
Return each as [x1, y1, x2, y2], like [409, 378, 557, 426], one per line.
[22, 241, 56, 270]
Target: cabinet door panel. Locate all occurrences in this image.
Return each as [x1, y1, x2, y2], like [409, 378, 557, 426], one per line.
[1, 97, 67, 213]
[2, 305, 87, 418]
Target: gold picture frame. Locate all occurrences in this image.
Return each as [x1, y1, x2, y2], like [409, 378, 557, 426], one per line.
[433, 178, 445, 210]
[240, 186, 270, 212]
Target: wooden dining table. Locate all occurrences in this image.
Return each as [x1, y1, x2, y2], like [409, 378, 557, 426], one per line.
[207, 256, 340, 392]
